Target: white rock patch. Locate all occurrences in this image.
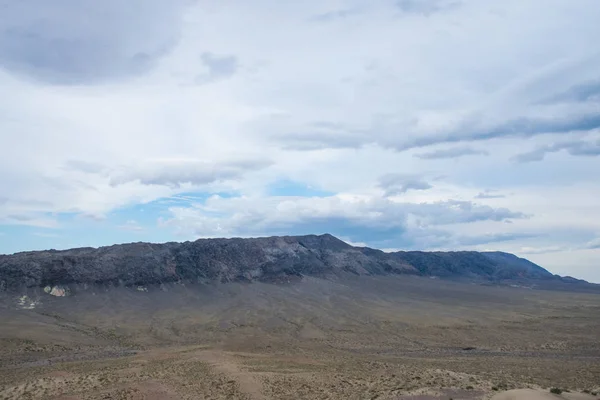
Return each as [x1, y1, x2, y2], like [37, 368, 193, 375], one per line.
[44, 286, 68, 297]
[17, 295, 38, 309]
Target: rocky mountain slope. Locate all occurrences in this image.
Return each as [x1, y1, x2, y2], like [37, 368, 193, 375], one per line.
[0, 234, 591, 291]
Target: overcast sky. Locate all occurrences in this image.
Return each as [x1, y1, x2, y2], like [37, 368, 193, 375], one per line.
[1, 0, 599, 282]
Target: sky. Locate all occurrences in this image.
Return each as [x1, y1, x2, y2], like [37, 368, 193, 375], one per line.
[0, 0, 599, 282]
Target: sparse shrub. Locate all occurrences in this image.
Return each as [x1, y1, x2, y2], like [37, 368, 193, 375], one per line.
[582, 389, 590, 394]
[550, 388, 563, 395]
[466, 385, 474, 390]
[492, 387, 499, 391]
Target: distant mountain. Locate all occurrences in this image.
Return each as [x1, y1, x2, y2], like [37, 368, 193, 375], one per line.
[390, 250, 553, 281]
[0, 234, 593, 292]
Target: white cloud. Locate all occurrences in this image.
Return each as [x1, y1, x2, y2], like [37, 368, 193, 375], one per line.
[0, 212, 60, 229]
[513, 133, 600, 163]
[379, 174, 433, 196]
[109, 158, 272, 188]
[160, 193, 526, 247]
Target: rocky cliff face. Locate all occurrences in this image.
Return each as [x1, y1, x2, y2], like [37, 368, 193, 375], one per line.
[0, 234, 582, 291]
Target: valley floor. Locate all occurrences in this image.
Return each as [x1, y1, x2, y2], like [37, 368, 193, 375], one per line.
[1, 276, 599, 399]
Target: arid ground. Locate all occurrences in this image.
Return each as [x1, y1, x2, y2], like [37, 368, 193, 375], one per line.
[1, 276, 599, 399]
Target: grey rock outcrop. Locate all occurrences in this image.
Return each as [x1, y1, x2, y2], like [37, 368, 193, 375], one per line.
[0, 234, 587, 291]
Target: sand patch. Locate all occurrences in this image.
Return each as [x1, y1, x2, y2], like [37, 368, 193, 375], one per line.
[43, 371, 76, 379]
[187, 349, 266, 399]
[297, 323, 326, 339]
[491, 389, 598, 400]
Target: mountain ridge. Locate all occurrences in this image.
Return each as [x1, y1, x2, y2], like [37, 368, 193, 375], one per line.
[0, 233, 594, 292]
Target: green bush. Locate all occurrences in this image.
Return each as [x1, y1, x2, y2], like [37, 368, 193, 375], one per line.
[550, 388, 563, 395]
[492, 387, 499, 391]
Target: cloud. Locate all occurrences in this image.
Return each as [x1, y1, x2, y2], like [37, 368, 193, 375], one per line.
[584, 238, 600, 249]
[407, 200, 526, 225]
[64, 160, 107, 174]
[540, 80, 600, 104]
[513, 138, 600, 163]
[517, 245, 567, 255]
[161, 194, 527, 245]
[109, 158, 272, 188]
[275, 121, 369, 151]
[0, 214, 59, 228]
[455, 232, 539, 247]
[379, 174, 433, 196]
[396, 0, 461, 16]
[2, 0, 600, 282]
[196, 53, 239, 84]
[266, 84, 600, 153]
[312, 9, 360, 22]
[0, 0, 189, 84]
[414, 146, 489, 159]
[392, 112, 600, 152]
[475, 190, 505, 199]
[519, 237, 600, 254]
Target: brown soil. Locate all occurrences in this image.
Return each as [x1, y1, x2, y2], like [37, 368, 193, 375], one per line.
[1, 276, 599, 400]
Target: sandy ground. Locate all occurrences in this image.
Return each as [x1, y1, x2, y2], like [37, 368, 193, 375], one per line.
[491, 389, 599, 400]
[1, 276, 599, 399]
